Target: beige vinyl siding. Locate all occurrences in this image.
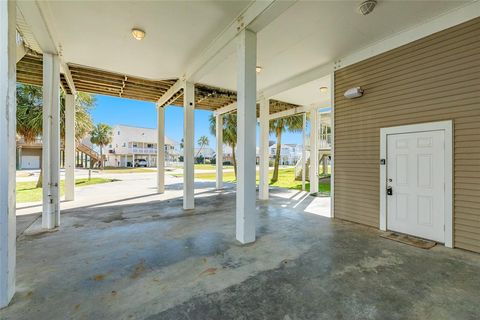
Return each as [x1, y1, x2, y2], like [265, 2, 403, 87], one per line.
[334, 17, 480, 253]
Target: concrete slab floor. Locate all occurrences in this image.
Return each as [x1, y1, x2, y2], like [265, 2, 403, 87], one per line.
[2, 177, 480, 319]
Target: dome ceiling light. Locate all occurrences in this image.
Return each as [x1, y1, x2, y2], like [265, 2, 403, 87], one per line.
[131, 28, 146, 41]
[319, 86, 328, 93]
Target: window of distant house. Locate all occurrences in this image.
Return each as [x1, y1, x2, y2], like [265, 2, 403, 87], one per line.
[133, 143, 138, 148]
[118, 131, 120, 135]
[109, 144, 112, 148]
[123, 143, 126, 147]
[147, 144, 153, 148]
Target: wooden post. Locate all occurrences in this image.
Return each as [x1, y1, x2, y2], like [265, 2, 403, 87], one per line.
[183, 82, 195, 209]
[236, 29, 257, 244]
[157, 105, 165, 193]
[42, 53, 61, 229]
[259, 98, 269, 200]
[0, 0, 16, 308]
[65, 94, 75, 201]
[215, 114, 223, 189]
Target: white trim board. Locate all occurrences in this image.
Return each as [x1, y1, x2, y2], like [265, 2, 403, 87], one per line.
[379, 120, 453, 248]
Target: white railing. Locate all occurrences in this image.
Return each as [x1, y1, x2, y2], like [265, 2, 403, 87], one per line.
[131, 147, 157, 154]
[318, 133, 332, 149]
[304, 133, 332, 150]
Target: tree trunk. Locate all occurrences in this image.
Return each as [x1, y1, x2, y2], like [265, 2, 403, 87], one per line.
[100, 146, 103, 170]
[195, 145, 203, 158]
[231, 144, 237, 179]
[36, 170, 43, 188]
[272, 127, 283, 183]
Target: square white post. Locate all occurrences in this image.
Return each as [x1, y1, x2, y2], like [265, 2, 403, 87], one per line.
[259, 98, 269, 200]
[329, 72, 335, 218]
[236, 29, 257, 244]
[309, 108, 319, 194]
[215, 114, 223, 189]
[0, 0, 16, 308]
[301, 112, 307, 191]
[64, 94, 75, 201]
[157, 105, 165, 193]
[42, 53, 61, 229]
[183, 82, 195, 209]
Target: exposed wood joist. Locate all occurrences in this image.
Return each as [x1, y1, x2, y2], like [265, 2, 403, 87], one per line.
[16, 53, 299, 114]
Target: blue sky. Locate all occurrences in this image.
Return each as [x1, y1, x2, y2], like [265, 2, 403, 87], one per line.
[91, 94, 303, 148]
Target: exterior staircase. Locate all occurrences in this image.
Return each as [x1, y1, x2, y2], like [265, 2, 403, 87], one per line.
[76, 142, 104, 167]
[295, 150, 331, 181]
[295, 152, 310, 181]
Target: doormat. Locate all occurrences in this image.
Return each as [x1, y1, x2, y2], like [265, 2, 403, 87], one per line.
[380, 232, 436, 249]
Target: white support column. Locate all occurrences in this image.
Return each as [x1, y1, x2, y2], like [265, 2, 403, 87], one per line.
[309, 108, 319, 194]
[259, 98, 269, 200]
[215, 114, 223, 190]
[236, 29, 257, 244]
[183, 82, 195, 209]
[157, 106, 165, 193]
[301, 112, 307, 191]
[329, 72, 335, 218]
[64, 94, 75, 201]
[0, 0, 16, 308]
[42, 53, 61, 229]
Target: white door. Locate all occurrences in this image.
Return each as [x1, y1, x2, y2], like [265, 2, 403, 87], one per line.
[386, 130, 445, 242]
[21, 156, 40, 169]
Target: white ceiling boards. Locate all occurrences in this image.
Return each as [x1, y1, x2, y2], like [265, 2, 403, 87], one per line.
[16, 0, 474, 106]
[39, 0, 251, 79]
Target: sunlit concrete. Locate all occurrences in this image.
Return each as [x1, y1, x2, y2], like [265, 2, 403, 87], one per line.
[2, 173, 480, 319]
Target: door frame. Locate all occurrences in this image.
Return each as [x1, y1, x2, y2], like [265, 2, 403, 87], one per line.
[379, 120, 453, 248]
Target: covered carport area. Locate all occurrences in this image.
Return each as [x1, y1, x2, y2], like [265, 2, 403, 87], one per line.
[2, 0, 480, 318]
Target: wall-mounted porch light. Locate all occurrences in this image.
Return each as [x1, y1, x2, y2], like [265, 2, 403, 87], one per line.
[344, 87, 364, 99]
[256, 66, 263, 73]
[319, 86, 328, 93]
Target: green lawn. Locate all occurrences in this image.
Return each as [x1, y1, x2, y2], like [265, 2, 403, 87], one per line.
[171, 164, 234, 170]
[102, 167, 156, 174]
[16, 178, 117, 203]
[173, 167, 330, 193]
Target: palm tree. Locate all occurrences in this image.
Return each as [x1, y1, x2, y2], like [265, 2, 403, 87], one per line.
[16, 84, 95, 187]
[89, 123, 113, 169]
[209, 113, 238, 178]
[196, 135, 209, 158]
[269, 114, 303, 183]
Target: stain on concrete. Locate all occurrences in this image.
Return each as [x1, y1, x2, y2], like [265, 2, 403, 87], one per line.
[334, 250, 403, 276]
[92, 274, 106, 281]
[102, 212, 126, 223]
[130, 260, 147, 279]
[199, 267, 217, 276]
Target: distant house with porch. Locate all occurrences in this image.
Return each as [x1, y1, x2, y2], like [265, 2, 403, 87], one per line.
[105, 124, 179, 167]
